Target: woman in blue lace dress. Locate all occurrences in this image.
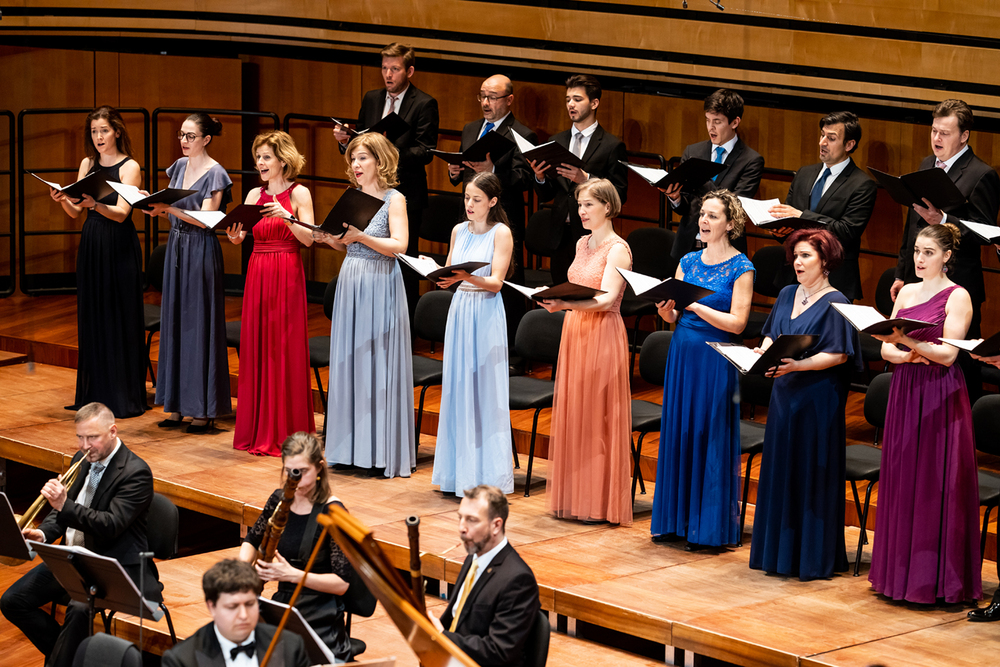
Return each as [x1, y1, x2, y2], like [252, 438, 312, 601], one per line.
[315, 133, 415, 478]
[651, 190, 754, 549]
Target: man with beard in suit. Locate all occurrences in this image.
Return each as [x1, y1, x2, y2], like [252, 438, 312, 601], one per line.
[431, 485, 540, 667]
[666, 88, 765, 259]
[528, 74, 628, 285]
[1, 402, 163, 667]
[161, 560, 309, 667]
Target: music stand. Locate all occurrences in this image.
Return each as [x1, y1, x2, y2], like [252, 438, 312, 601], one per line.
[29, 542, 163, 636]
[0, 492, 34, 562]
[258, 597, 336, 667]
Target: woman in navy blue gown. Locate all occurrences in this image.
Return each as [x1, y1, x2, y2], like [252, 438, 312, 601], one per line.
[749, 229, 862, 580]
[651, 190, 754, 549]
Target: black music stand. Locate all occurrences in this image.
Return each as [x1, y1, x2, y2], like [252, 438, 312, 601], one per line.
[0, 492, 34, 561]
[258, 597, 336, 666]
[29, 541, 163, 636]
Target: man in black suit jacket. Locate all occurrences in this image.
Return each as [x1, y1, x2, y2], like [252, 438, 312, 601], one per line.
[432, 485, 540, 667]
[0, 402, 162, 667]
[334, 42, 440, 317]
[161, 560, 309, 667]
[667, 89, 764, 259]
[768, 111, 877, 302]
[449, 74, 538, 347]
[529, 74, 628, 284]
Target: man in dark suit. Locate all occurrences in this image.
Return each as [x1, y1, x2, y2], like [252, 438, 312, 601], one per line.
[161, 560, 309, 667]
[667, 89, 764, 260]
[0, 402, 162, 667]
[431, 485, 540, 667]
[528, 74, 628, 284]
[449, 74, 538, 349]
[890, 99, 1000, 399]
[768, 111, 877, 302]
[334, 42, 440, 317]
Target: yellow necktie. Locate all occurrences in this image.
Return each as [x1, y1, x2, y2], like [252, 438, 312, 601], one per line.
[449, 559, 479, 632]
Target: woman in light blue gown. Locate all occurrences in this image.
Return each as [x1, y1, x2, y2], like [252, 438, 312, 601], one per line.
[315, 133, 415, 478]
[431, 172, 515, 496]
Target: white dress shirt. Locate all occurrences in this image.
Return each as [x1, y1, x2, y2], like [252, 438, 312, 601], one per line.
[451, 537, 509, 607]
[64, 438, 122, 547]
[214, 625, 258, 667]
[811, 156, 852, 200]
[383, 84, 409, 118]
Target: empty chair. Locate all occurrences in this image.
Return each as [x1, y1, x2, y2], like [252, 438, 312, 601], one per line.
[508, 308, 565, 496]
[864, 371, 892, 445]
[738, 419, 766, 547]
[741, 244, 785, 340]
[411, 290, 453, 445]
[845, 443, 882, 576]
[523, 209, 561, 288]
[523, 609, 551, 667]
[972, 394, 1000, 558]
[308, 276, 339, 422]
[629, 330, 673, 503]
[739, 372, 774, 421]
[72, 633, 141, 667]
[143, 243, 168, 385]
[620, 227, 677, 378]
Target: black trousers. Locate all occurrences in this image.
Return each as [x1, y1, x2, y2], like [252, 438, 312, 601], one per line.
[1, 563, 84, 667]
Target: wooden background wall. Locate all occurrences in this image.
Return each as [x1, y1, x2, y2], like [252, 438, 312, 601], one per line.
[3, 0, 1000, 326]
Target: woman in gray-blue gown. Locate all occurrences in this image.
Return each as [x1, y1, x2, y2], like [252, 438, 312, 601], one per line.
[148, 113, 233, 433]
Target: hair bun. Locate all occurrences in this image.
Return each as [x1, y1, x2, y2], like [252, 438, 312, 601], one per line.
[941, 221, 962, 248]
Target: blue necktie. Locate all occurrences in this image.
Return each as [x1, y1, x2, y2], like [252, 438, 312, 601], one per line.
[478, 122, 495, 140]
[810, 167, 832, 210]
[711, 145, 725, 182]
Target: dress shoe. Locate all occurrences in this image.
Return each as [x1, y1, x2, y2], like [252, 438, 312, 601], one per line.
[185, 419, 214, 434]
[158, 418, 184, 428]
[652, 533, 683, 543]
[968, 594, 1000, 622]
[582, 519, 610, 526]
[684, 541, 706, 552]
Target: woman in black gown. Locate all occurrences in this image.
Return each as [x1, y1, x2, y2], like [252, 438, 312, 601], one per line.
[239, 432, 369, 661]
[49, 106, 147, 418]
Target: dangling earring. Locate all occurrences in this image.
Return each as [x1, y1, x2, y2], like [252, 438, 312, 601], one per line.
[823, 270, 830, 276]
[943, 266, 949, 273]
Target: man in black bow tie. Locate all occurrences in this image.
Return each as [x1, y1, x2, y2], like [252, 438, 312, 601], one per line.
[162, 560, 309, 667]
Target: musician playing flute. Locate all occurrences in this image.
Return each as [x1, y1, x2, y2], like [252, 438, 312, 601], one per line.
[1, 403, 162, 667]
[239, 432, 371, 662]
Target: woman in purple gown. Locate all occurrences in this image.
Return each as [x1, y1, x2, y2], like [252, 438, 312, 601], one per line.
[868, 222, 981, 604]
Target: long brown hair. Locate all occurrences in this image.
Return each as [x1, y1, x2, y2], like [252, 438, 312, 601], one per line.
[84, 106, 134, 164]
[280, 432, 331, 505]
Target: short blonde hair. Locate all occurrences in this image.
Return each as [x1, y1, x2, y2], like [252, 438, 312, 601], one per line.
[700, 189, 747, 240]
[575, 178, 621, 219]
[251, 131, 305, 180]
[345, 133, 400, 190]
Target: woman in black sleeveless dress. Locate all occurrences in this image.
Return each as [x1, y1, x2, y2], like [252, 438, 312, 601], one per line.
[49, 106, 147, 417]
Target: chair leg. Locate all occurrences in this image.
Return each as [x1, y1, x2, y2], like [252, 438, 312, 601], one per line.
[313, 367, 327, 410]
[161, 603, 177, 645]
[631, 435, 640, 505]
[632, 432, 647, 496]
[981, 505, 994, 559]
[628, 315, 644, 380]
[524, 409, 542, 497]
[850, 481, 867, 545]
[146, 331, 156, 386]
[739, 451, 758, 548]
[511, 426, 520, 469]
[854, 481, 876, 576]
[873, 427, 881, 447]
[415, 385, 430, 447]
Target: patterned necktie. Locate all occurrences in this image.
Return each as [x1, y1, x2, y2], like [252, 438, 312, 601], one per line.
[478, 121, 495, 140]
[935, 159, 947, 170]
[385, 94, 399, 119]
[809, 167, 832, 210]
[449, 559, 480, 632]
[572, 132, 584, 159]
[70, 462, 105, 547]
[712, 145, 725, 182]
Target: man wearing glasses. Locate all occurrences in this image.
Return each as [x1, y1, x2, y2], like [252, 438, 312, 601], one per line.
[449, 74, 538, 346]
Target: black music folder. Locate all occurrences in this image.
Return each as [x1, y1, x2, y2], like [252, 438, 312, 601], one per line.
[0, 492, 34, 562]
[939, 330, 1000, 357]
[431, 130, 516, 165]
[511, 132, 586, 171]
[616, 267, 714, 309]
[289, 188, 386, 235]
[108, 181, 197, 211]
[621, 158, 727, 190]
[396, 254, 489, 281]
[184, 204, 266, 231]
[332, 113, 410, 143]
[708, 334, 819, 375]
[257, 597, 336, 666]
[958, 219, 1000, 243]
[504, 280, 605, 302]
[32, 171, 115, 203]
[868, 167, 967, 211]
[831, 303, 933, 336]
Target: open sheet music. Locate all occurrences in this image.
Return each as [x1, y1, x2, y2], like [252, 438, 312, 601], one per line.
[107, 181, 196, 211]
[31, 171, 114, 202]
[615, 267, 713, 309]
[183, 204, 265, 230]
[958, 219, 1000, 243]
[503, 280, 605, 301]
[939, 330, 1000, 356]
[621, 158, 726, 190]
[395, 254, 489, 281]
[831, 303, 933, 336]
[511, 131, 586, 171]
[708, 334, 819, 375]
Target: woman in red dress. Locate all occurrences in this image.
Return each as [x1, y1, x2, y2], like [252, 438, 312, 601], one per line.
[227, 131, 316, 455]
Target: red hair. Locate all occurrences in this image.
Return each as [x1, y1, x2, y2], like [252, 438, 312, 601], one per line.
[783, 228, 844, 272]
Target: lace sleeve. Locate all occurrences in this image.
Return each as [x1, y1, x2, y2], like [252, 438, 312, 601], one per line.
[244, 489, 282, 549]
[327, 501, 355, 582]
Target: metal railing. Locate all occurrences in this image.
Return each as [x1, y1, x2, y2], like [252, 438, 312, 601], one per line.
[17, 107, 150, 295]
[0, 111, 14, 296]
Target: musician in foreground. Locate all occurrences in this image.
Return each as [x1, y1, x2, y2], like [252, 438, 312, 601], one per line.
[431, 485, 541, 667]
[0, 402, 162, 667]
[239, 432, 371, 662]
[161, 559, 309, 667]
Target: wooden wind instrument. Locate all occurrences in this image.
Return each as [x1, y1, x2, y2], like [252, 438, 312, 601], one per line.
[254, 467, 301, 565]
[405, 515, 426, 615]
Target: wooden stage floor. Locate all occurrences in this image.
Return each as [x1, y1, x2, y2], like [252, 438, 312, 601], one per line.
[2, 352, 1000, 666]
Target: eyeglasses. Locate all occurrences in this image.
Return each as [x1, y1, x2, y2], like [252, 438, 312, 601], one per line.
[476, 94, 510, 103]
[177, 131, 203, 141]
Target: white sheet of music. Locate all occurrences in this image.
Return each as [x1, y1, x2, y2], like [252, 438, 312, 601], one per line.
[938, 337, 980, 352]
[182, 210, 227, 229]
[958, 219, 1000, 243]
[107, 181, 144, 206]
[511, 130, 536, 154]
[708, 343, 762, 374]
[502, 281, 546, 299]
[395, 254, 439, 277]
[617, 267, 662, 295]
[830, 303, 889, 331]
[624, 162, 669, 185]
[738, 196, 782, 225]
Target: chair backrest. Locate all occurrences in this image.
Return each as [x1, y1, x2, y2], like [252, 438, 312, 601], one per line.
[413, 290, 453, 344]
[524, 209, 562, 257]
[874, 266, 896, 317]
[973, 394, 1000, 457]
[522, 609, 551, 667]
[864, 371, 893, 430]
[750, 245, 786, 299]
[147, 243, 168, 292]
[514, 308, 566, 365]
[146, 492, 179, 560]
[638, 330, 673, 386]
[626, 227, 678, 280]
[739, 373, 774, 407]
[420, 194, 464, 244]
[323, 276, 339, 321]
[72, 633, 142, 667]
